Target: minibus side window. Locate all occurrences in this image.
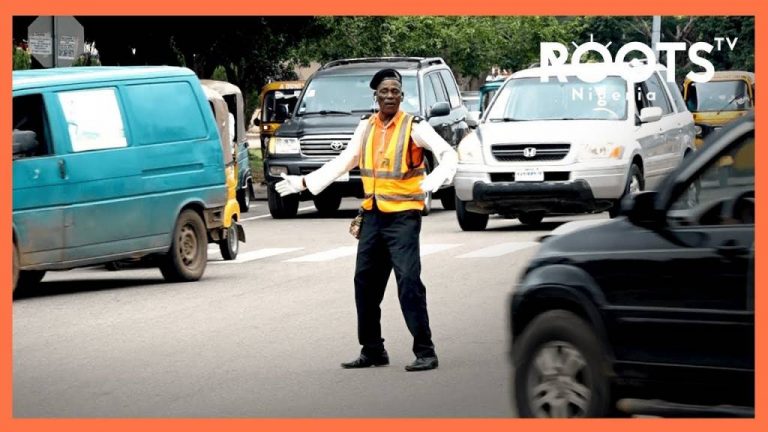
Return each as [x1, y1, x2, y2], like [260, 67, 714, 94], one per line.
[58, 88, 128, 152]
[13, 94, 51, 159]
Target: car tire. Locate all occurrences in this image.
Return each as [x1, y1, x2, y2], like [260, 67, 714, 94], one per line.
[514, 310, 611, 418]
[218, 223, 239, 261]
[15, 241, 46, 293]
[12, 242, 19, 293]
[609, 164, 644, 218]
[455, 195, 488, 231]
[313, 191, 342, 215]
[159, 209, 207, 282]
[237, 180, 253, 213]
[518, 212, 545, 226]
[439, 187, 457, 210]
[421, 158, 433, 216]
[267, 183, 299, 219]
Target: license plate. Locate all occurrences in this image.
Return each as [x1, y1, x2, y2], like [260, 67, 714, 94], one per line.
[515, 168, 544, 182]
[334, 171, 350, 182]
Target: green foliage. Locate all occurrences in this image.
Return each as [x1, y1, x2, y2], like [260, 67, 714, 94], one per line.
[13, 46, 31, 70]
[72, 53, 102, 66]
[211, 65, 228, 81]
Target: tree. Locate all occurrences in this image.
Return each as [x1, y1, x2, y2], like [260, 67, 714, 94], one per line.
[13, 45, 31, 70]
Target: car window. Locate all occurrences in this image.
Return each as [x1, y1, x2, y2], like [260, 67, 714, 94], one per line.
[668, 132, 755, 226]
[423, 75, 439, 109]
[297, 74, 419, 115]
[644, 73, 673, 115]
[13, 93, 52, 159]
[58, 88, 128, 152]
[487, 76, 628, 121]
[428, 73, 449, 104]
[439, 69, 462, 108]
[686, 80, 753, 112]
[262, 89, 301, 123]
[666, 78, 688, 113]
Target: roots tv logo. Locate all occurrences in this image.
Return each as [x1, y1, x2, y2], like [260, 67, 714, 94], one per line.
[539, 35, 739, 84]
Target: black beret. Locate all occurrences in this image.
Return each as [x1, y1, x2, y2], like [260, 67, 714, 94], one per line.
[370, 68, 402, 90]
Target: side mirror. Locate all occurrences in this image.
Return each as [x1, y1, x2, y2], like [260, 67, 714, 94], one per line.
[428, 101, 451, 118]
[639, 107, 663, 123]
[624, 191, 664, 228]
[250, 108, 261, 128]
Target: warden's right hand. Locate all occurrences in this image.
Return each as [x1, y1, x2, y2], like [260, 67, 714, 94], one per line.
[275, 173, 306, 196]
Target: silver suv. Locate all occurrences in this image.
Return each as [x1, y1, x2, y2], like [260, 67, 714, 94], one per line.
[454, 62, 695, 230]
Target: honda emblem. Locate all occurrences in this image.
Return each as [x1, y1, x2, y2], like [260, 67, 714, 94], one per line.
[523, 147, 537, 158]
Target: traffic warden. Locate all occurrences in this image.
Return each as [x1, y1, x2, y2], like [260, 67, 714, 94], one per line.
[276, 68, 458, 372]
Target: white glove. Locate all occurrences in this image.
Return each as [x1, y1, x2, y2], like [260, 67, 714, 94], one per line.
[275, 173, 306, 196]
[420, 169, 452, 193]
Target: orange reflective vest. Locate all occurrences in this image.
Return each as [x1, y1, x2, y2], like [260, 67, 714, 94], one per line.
[359, 112, 426, 212]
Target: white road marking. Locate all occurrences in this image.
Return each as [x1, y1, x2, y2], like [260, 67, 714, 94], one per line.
[284, 246, 358, 262]
[457, 242, 538, 258]
[210, 248, 304, 264]
[420, 243, 462, 257]
[240, 206, 316, 222]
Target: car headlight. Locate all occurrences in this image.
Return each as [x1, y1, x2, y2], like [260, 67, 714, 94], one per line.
[578, 142, 624, 161]
[268, 137, 300, 155]
[458, 134, 483, 164]
[694, 125, 703, 137]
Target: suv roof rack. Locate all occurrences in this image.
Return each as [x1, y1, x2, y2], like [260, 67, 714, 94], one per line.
[320, 57, 446, 70]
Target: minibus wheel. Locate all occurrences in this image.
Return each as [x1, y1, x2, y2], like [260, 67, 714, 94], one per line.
[160, 210, 207, 282]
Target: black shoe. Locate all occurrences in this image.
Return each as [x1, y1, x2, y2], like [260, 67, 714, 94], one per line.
[405, 356, 438, 372]
[340, 352, 389, 369]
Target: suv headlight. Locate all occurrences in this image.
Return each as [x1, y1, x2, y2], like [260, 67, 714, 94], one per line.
[458, 134, 483, 164]
[268, 137, 300, 155]
[578, 142, 624, 161]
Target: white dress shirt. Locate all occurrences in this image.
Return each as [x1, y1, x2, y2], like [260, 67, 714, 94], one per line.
[304, 113, 459, 196]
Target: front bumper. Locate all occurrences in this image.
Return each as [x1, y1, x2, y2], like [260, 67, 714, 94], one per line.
[469, 180, 612, 214]
[456, 163, 627, 199]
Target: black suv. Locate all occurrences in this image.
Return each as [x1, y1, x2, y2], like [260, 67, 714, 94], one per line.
[510, 114, 754, 417]
[263, 57, 471, 218]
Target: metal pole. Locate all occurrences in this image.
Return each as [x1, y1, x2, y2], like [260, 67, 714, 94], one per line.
[52, 16, 58, 67]
[652, 16, 661, 59]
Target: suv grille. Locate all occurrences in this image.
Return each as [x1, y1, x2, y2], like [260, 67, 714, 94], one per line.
[491, 144, 570, 162]
[300, 135, 353, 157]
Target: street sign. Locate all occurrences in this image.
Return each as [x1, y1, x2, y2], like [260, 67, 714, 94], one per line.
[27, 16, 84, 68]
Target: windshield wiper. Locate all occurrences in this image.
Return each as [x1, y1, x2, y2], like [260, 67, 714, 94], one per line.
[490, 117, 526, 122]
[715, 95, 739, 115]
[298, 110, 351, 116]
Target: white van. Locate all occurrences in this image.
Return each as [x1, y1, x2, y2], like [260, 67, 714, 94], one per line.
[453, 62, 695, 230]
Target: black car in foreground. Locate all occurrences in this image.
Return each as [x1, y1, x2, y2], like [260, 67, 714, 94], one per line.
[510, 113, 755, 418]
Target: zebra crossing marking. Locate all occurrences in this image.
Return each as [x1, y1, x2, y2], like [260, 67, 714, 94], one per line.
[209, 247, 304, 264]
[284, 246, 358, 263]
[456, 242, 538, 258]
[420, 243, 462, 257]
[209, 241, 540, 265]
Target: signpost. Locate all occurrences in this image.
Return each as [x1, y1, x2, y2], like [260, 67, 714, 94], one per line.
[28, 16, 84, 68]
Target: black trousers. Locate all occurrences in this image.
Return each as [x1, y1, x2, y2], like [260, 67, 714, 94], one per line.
[354, 208, 436, 358]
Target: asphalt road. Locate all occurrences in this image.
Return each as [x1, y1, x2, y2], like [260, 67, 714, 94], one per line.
[12, 198, 607, 418]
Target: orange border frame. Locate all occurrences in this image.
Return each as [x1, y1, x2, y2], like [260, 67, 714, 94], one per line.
[1, 1, 762, 431]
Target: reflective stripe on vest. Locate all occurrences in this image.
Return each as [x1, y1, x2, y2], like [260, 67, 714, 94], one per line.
[358, 112, 425, 212]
